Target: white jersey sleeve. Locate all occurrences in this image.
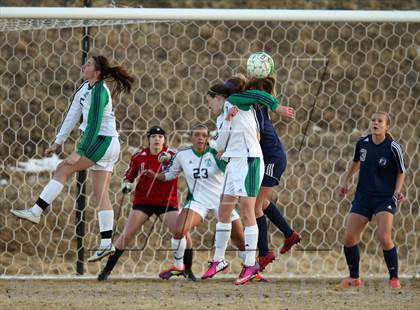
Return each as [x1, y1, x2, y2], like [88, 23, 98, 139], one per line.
[54, 82, 87, 145]
[164, 152, 183, 181]
[214, 105, 233, 152]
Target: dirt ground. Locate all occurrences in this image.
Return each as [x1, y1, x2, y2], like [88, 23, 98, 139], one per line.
[1, 277, 419, 310]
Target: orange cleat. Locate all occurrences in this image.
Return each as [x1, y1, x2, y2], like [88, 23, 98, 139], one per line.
[388, 277, 401, 289]
[257, 250, 276, 272]
[335, 277, 362, 289]
[280, 231, 302, 254]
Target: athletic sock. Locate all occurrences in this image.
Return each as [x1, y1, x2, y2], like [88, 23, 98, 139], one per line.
[383, 247, 398, 279]
[184, 248, 193, 272]
[103, 248, 124, 272]
[239, 250, 246, 262]
[30, 179, 64, 216]
[256, 215, 269, 257]
[98, 210, 114, 248]
[213, 222, 231, 261]
[244, 224, 259, 266]
[344, 244, 360, 278]
[172, 237, 186, 269]
[264, 202, 293, 238]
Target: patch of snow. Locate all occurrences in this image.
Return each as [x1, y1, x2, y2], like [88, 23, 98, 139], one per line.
[13, 154, 61, 172]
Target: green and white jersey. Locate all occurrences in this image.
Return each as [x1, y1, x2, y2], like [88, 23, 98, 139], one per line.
[215, 100, 263, 159]
[78, 80, 118, 138]
[54, 80, 118, 161]
[164, 146, 227, 209]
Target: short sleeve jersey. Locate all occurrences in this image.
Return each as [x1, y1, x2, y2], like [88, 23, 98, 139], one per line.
[353, 135, 406, 195]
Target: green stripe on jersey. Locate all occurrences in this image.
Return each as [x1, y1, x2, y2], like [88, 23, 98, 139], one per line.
[209, 147, 227, 173]
[77, 80, 109, 156]
[227, 89, 280, 112]
[84, 135, 112, 163]
[244, 157, 261, 197]
[185, 183, 195, 205]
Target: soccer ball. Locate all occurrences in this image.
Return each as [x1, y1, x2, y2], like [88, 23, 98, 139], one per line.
[246, 52, 275, 79]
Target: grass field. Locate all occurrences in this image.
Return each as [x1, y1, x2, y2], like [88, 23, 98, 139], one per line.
[1, 277, 419, 309]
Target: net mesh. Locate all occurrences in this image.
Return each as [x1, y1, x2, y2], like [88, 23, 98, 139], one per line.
[0, 18, 419, 277]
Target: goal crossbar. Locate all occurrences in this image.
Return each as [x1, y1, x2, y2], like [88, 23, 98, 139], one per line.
[1, 7, 419, 22]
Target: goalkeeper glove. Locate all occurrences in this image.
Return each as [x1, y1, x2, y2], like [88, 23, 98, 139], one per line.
[122, 180, 134, 194]
[158, 151, 172, 163]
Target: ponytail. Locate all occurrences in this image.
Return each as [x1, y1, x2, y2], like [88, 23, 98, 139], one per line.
[92, 55, 134, 95]
[209, 75, 247, 98]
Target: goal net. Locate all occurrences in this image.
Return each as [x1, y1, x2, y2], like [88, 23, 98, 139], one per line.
[1, 9, 418, 278]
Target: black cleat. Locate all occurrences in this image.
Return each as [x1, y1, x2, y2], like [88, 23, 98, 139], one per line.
[97, 269, 111, 281]
[184, 269, 197, 282]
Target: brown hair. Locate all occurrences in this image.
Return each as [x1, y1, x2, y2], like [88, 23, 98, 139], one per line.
[91, 55, 134, 95]
[209, 75, 247, 98]
[246, 76, 276, 96]
[191, 123, 209, 135]
[373, 111, 393, 139]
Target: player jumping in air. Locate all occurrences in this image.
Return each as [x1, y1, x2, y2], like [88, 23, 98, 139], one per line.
[11, 55, 134, 262]
[336, 111, 406, 289]
[240, 76, 301, 272]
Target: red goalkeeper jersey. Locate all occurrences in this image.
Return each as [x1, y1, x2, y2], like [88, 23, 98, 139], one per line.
[123, 147, 178, 207]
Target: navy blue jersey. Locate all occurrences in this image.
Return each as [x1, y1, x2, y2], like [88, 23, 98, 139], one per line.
[353, 135, 405, 195]
[255, 105, 287, 163]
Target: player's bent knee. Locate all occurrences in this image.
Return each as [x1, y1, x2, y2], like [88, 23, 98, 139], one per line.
[119, 233, 133, 248]
[54, 163, 71, 181]
[173, 228, 186, 240]
[343, 234, 359, 247]
[378, 234, 393, 249]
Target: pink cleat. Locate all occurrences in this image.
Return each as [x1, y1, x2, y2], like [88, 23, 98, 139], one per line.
[201, 260, 229, 280]
[234, 263, 260, 285]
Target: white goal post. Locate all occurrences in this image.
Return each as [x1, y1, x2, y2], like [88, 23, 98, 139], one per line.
[1, 7, 420, 22]
[0, 7, 419, 279]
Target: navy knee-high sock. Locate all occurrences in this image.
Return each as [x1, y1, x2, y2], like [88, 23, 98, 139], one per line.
[344, 244, 360, 278]
[256, 215, 269, 257]
[264, 202, 293, 238]
[184, 248, 194, 272]
[103, 248, 124, 272]
[383, 247, 398, 279]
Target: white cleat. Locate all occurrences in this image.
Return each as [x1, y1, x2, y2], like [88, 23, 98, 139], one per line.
[87, 244, 115, 263]
[11, 209, 40, 224]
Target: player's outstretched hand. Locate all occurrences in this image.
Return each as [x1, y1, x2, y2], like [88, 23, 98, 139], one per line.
[336, 185, 348, 199]
[393, 191, 405, 203]
[45, 143, 61, 156]
[278, 106, 295, 120]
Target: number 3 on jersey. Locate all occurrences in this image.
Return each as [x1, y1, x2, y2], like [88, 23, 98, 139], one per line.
[193, 168, 208, 179]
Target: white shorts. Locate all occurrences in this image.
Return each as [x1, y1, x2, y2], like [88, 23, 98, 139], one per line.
[184, 200, 240, 222]
[223, 157, 264, 197]
[90, 137, 120, 172]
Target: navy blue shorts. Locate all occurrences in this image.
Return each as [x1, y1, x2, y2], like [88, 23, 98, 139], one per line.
[350, 191, 397, 221]
[261, 161, 286, 187]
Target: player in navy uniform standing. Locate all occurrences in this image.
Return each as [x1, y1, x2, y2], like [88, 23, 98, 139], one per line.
[336, 111, 406, 289]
